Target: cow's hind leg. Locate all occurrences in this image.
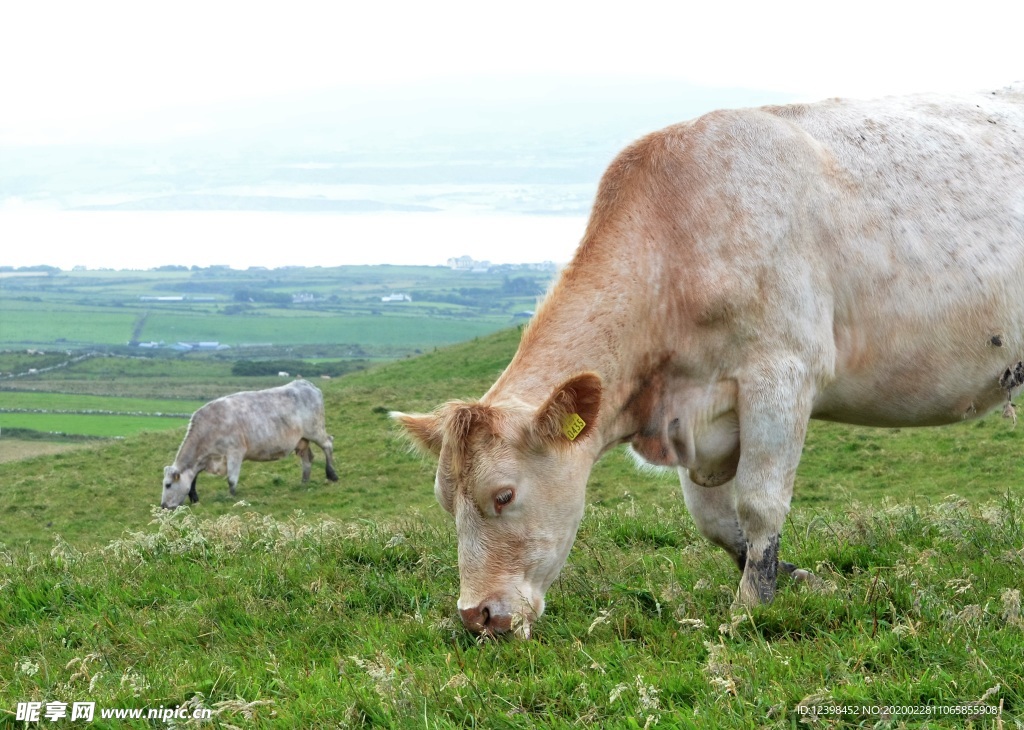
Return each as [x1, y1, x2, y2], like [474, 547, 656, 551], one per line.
[321, 435, 338, 482]
[308, 431, 338, 482]
[780, 561, 813, 583]
[296, 439, 313, 483]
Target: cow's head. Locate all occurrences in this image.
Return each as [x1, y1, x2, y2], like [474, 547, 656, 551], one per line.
[161, 466, 199, 509]
[395, 373, 601, 637]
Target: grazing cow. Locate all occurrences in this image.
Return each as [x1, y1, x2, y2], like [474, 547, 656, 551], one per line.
[395, 85, 1024, 636]
[162, 379, 338, 509]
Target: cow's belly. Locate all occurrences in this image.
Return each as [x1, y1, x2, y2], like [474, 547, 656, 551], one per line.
[812, 332, 1015, 427]
[245, 443, 297, 462]
[813, 378, 1006, 427]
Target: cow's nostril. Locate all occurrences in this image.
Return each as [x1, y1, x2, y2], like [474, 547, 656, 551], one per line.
[459, 600, 515, 635]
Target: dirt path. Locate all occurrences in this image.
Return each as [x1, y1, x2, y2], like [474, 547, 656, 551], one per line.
[0, 440, 95, 463]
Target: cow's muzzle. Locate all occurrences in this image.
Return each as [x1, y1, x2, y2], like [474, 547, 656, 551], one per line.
[459, 602, 514, 635]
[458, 595, 538, 638]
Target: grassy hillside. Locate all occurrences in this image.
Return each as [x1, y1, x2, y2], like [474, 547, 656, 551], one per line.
[2, 326, 1022, 552]
[1, 327, 1022, 727]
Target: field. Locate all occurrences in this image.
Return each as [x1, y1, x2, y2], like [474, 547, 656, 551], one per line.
[1, 328, 1022, 728]
[0, 265, 554, 355]
[0, 263, 556, 442]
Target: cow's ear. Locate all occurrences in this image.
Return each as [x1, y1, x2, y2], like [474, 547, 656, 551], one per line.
[533, 372, 602, 447]
[392, 411, 444, 457]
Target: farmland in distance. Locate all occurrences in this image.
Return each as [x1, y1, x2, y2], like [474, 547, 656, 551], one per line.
[0, 263, 553, 352]
[0, 263, 555, 443]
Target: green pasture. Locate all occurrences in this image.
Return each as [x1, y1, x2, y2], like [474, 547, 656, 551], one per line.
[0, 391, 205, 415]
[0, 386, 208, 438]
[141, 311, 504, 348]
[0, 305, 508, 350]
[2, 353, 298, 400]
[0, 412, 189, 437]
[0, 305, 138, 347]
[0, 327, 1021, 727]
[0, 263, 553, 351]
[0, 353, 231, 380]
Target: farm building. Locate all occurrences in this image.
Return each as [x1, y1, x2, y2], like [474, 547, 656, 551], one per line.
[172, 342, 230, 352]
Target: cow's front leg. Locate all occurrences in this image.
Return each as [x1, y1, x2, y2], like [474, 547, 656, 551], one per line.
[226, 454, 244, 495]
[682, 469, 815, 590]
[734, 362, 815, 607]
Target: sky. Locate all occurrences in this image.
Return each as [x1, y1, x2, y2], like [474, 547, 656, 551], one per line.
[2, 0, 1019, 144]
[0, 0, 1021, 267]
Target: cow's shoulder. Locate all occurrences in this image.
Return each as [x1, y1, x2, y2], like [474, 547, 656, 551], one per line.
[280, 378, 324, 406]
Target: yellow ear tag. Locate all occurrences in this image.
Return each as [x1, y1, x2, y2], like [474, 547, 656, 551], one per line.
[561, 413, 586, 441]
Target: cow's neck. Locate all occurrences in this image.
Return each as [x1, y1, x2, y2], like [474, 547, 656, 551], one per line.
[173, 423, 204, 470]
[486, 247, 661, 452]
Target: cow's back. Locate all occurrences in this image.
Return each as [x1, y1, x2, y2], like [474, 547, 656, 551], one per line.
[772, 89, 1024, 426]
[186, 380, 326, 460]
[768, 88, 1024, 287]
[570, 86, 1024, 429]
[673, 88, 1024, 310]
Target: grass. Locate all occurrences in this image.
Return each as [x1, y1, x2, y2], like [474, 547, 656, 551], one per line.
[0, 413, 189, 437]
[0, 327, 1022, 727]
[2, 354, 283, 400]
[0, 305, 139, 347]
[0, 391, 207, 438]
[1, 500, 1020, 727]
[141, 311, 507, 349]
[0, 391, 206, 414]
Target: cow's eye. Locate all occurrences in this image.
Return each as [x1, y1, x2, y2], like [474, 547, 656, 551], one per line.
[494, 488, 515, 512]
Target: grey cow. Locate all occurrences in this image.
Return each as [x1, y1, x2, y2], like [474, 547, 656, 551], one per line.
[161, 379, 338, 508]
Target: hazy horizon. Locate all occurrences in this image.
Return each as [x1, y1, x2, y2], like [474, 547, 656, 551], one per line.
[0, 210, 590, 270]
[2, 2, 1019, 271]
[0, 76, 795, 271]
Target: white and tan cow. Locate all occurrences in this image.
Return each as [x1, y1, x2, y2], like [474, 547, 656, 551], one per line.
[162, 379, 338, 509]
[396, 85, 1024, 636]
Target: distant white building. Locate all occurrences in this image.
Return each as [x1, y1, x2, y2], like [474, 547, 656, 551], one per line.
[381, 293, 412, 302]
[173, 342, 231, 351]
[447, 255, 491, 272]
